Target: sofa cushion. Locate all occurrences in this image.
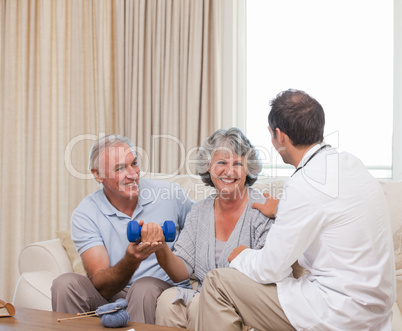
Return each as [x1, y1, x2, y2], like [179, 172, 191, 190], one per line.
[56, 231, 86, 275]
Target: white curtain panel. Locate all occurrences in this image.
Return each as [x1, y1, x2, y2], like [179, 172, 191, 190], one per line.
[0, 0, 222, 303]
[0, 0, 123, 302]
[124, 0, 221, 176]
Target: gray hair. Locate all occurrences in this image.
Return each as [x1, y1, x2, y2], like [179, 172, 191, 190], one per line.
[88, 134, 135, 172]
[195, 127, 262, 187]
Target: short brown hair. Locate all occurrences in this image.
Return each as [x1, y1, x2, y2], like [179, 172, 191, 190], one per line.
[268, 89, 325, 146]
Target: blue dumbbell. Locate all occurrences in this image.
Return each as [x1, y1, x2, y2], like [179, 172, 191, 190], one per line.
[127, 220, 176, 242]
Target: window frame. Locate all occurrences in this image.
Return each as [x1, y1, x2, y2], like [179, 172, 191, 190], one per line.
[221, 0, 402, 181]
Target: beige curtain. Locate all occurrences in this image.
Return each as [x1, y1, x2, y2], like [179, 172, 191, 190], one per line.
[0, 0, 220, 303]
[0, 0, 124, 302]
[124, 0, 220, 175]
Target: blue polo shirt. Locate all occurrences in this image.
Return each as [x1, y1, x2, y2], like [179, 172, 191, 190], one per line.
[71, 178, 194, 286]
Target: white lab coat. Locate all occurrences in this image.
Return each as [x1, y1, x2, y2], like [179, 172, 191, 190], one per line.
[231, 144, 396, 330]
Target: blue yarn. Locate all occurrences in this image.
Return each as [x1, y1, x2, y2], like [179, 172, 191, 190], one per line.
[96, 299, 128, 314]
[113, 298, 128, 309]
[95, 299, 130, 328]
[100, 308, 130, 328]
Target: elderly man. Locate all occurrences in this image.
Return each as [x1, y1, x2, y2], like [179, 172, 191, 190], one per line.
[52, 134, 193, 323]
[196, 89, 396, 330]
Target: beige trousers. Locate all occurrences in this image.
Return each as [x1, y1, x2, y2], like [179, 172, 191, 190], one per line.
[155, 287, 200, 329]
[195, 268, 295, 331]
[155, 286, 252, 331]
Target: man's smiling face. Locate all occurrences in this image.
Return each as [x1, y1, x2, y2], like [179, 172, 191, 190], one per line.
[96, 143, 140, 201]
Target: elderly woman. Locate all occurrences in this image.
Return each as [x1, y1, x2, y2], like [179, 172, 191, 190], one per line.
[153, 127, 274, 329]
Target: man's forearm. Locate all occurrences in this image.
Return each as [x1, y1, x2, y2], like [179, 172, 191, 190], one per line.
[90, 255, 141, 299]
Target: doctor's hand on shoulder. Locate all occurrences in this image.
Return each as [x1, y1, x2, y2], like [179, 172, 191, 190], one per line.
[251, 193, 279, 219]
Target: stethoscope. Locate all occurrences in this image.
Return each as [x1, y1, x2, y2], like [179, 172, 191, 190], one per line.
[291, 144, 331, 177]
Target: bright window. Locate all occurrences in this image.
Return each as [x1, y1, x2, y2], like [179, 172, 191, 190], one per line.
[245, 0, 394, 178]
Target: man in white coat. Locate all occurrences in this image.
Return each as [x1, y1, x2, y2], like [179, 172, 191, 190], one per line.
[196, 89, 396, 331]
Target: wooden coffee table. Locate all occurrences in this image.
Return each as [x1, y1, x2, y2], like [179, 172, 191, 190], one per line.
[0, 307, 190, 330]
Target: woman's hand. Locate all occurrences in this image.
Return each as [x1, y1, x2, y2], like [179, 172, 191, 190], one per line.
[140, 220, 164, 244]
[251, 193, 279, 218]
[228, 245, 248, 263]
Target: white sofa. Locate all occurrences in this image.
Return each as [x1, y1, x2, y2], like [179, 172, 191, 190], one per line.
[12, 174, 402, 330]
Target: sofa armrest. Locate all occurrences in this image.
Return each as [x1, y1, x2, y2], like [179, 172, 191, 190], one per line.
[18, 239, 73, 275]
[396, 269, 402, 311]
[12, 271, 57, 311]
[13, 239, 74, 311]
[392, 302, 402, 331]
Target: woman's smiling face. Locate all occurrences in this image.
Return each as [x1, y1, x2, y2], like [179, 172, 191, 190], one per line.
[208, 149, 247, 197]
